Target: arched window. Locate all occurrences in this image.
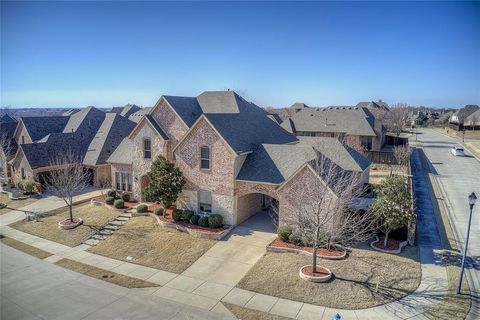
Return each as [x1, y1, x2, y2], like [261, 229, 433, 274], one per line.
[200, 146, 210, 170]
[144, 139, 152, 159]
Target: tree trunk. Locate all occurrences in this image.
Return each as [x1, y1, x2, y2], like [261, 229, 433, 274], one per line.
[312, 246, 318, 273]
[383, 232, 389, 247]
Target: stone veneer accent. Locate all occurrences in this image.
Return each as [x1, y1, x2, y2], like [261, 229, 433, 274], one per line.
[130, 122, 167, 200]
[10, 150, 34, 186]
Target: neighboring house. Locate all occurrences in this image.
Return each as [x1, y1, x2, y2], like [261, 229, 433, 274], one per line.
[9, 106, 136, 189]
[109, 91, 371, 226]
[281, 106, 386, 153]
[449, 105, 480, 131]
[110, 104, 142, 119]
[464, 109, 480, 130]
[0, 114, 18, 178]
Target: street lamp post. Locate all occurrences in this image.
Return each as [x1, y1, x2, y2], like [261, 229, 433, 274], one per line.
[457, 192, 477, 294]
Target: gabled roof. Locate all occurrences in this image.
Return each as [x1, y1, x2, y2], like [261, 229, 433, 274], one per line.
[465, 109, 480, 122]
[281, 107, 377, 137]
[110, 104, 141, 118]
[0, 114, 18, 155]
[453, 105, 480, 123]
[83, 113, 136, 166]
[128, 107, 152, 123]
[20, 116, 69, 141]
[107, 137, 134, 165]
[290, 102, 310, 111]
[63, 106, 105, 133]
[356, 101, 390, 111]
[168, 91, 298, 154]
[144, 115, 169, 140]
[237, 137, 370, 184]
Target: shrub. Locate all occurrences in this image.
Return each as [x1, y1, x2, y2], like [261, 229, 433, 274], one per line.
[277, 225, 292, 242]
[172, 209, 183, 221]
[190, 214, 200, 225]
[105, 196, 115, 205]
[136, 204, 148, 213]
[107, 190, 116, 198]
[198, 216, 209, 227]
[182, 210, 194, 221]
[154, 207, 164, 216]
[23, 180, 36, 195]
[114, 199, 124, 209]
[288, 233, 303, 245]
[122, 192, 130, 202]
[208, 214, 223, 228]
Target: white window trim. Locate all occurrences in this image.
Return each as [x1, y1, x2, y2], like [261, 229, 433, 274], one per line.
[198, 190, 212, 213]
[200, 146, 210, 170]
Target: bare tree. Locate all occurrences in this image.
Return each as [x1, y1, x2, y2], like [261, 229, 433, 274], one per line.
[0, 133, 13, 177]
[386, 103, 410, 142]
[283, 152, 377, 273]
[393, 145, 411, 173]
[45, 151, 90, 223]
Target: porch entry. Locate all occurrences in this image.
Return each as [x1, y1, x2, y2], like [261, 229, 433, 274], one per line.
[236, 193, 278, 226]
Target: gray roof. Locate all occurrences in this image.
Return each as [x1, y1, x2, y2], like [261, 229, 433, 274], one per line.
[281, 106, 377, 137]
[464, 108, 480, 122]
[128, 107, 152, 123]
[111, 104, 141, 118]
[20, 116, 69, 141]
[83, 113, 136, 166]
[237, 137, 370, 184]
[19, 106, 135, 168]
[106, 137, 134, 164]
[145, 115, 169, 140]
[290, 102, 310, 110]
[356, 101, 390, 111]
[0, 114, 18, 155]
[162, 91, 297, 153]
[451, 105, 480, 123]
[163, 96, 203, 127]
[62, 109, 80, 116]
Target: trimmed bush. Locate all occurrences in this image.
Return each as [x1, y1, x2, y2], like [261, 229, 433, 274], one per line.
[277, 225, 292, 242]
[190, 214, 200, 225]
[182, 210, 194, 221]
[136, 204, 148, 213]
[107, 190, 116, 198]
[154, 207, 164, 216]
[105, 196, 115, 205]
[114, 199, 124, 209]
[122, 192, 130, 202]
[172, 209, 183, 221]
[208, 214, 223, 228]
[288, 233, 303, 245]
[198, 216, 209, 227]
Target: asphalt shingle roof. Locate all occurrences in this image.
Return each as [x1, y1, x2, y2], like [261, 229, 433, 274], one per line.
[0, 114, 18, 156]
[106, 137, 134, 165]
[281, 107, 377, 137]
[144, 115, 169, 140]
[237, 137, 370, 184]
[21, 116, 69, 142]
[128, 107, 152, 123]
[163, 96, 203, 127]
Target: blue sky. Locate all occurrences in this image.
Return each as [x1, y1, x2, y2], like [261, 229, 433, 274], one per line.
[1, 1, 479, 109]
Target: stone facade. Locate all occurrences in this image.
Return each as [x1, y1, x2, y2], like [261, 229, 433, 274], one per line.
[10, 149, 34, 186]
[151, 99, 189, 161]
[130, 121, 167, 200]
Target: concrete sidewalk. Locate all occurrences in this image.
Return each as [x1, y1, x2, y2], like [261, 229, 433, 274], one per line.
[0, 173, 453, 319]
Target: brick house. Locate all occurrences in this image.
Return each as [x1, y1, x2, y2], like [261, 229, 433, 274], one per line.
[8, 106, 136, 189]
[281, 104, 387, 153]
[109, 91, 371, 226]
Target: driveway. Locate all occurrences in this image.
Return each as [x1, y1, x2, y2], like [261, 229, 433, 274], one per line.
[0, 244, 233, 320]
[181, 212, 277, 286]
[417, 128, 480, 318]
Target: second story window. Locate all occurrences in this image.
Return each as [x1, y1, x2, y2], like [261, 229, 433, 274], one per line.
[360, 136, 373, 150]
[144, 139, 152, 159]
[21, 168, 25, 180]
[21, 136, 25, 144]
[200, 146, 210, 170]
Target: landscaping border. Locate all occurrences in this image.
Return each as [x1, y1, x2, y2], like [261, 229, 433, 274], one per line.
[151, 213, 232, 240]
[370, 236, 407, 254]
[267, 239, 347, 260]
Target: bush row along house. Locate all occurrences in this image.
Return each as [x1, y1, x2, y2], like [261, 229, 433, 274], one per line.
[1, 91, 377, 226]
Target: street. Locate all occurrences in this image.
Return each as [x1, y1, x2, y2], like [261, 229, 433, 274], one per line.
[0, 244, 233, 320]
[417, 128, 480, 317]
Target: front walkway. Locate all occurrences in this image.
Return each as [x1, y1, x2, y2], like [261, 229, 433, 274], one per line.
[181, 212, 277, 286]
[0, 170, 451, 319]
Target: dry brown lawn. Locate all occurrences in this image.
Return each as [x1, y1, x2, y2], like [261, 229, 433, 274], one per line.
[0, 235, 52, 259]
[10, 204, 119, 247]
[224, 302, 291, 320]
[0, 193, 36, 215]
[88, 215, 216, 274]
[237, 243, 421, 310]
[55, 258, 159, 288]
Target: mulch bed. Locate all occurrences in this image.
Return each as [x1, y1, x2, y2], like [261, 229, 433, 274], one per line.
[269, 239, 345, 257]
[301, 265, 330, 277]
[59, 217, 82, 226]
[158, 215, 229, 235]
[372, 237, 402, 251]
